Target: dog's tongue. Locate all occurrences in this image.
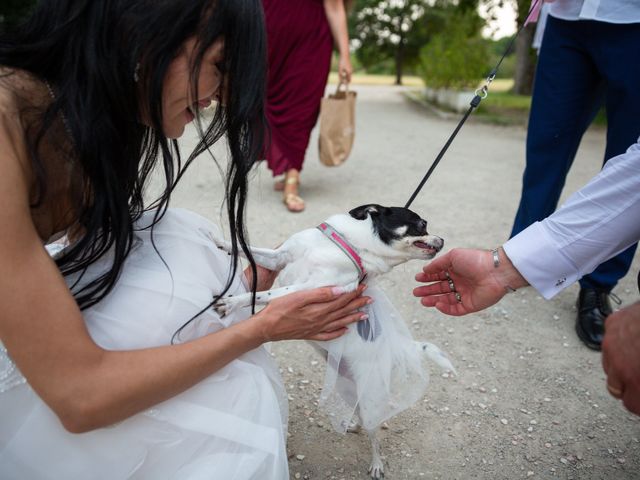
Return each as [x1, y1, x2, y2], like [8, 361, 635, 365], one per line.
[413, 241, 433, 249]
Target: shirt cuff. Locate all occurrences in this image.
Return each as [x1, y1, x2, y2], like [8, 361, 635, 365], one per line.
[503, 222, 580, 300]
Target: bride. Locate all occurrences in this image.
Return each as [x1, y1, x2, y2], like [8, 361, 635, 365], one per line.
[0, 1, 369, 478]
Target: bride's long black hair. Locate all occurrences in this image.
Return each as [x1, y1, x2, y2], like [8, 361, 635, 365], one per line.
[0, 0, 266, 311]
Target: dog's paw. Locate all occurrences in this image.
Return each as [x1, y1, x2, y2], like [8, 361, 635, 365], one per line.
[212, 298, 234, 318]
[212, 237, 233, 254]
[344, 419, 361, 434]
[368, 459, 384, 479]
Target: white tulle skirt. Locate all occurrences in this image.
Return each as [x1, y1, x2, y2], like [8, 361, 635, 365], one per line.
[0, 209, 289, 480]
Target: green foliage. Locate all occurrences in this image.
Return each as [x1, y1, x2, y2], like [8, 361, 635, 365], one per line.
[487, 36, 516, 79]
[350, 0, 486, 83]
[418, 10, 490, 89]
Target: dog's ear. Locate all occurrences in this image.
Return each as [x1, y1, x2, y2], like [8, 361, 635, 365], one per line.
[349, 204, 380, 220]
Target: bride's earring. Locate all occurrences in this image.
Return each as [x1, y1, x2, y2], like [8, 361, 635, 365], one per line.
[134, 62, 141, 83]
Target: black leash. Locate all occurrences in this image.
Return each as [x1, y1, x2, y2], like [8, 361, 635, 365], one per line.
[405, 0, 542, 209]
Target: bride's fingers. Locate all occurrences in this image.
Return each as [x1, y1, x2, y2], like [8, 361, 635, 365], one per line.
[322, 311, 366, 332]
[323, 297, 371, 323]
[308, 327, 348, 341]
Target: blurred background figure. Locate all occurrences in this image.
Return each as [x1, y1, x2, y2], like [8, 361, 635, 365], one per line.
[510, 0, 640, 350]
[262, 0, 353, 212]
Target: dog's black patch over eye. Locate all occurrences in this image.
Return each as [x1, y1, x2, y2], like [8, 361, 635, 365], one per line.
[351, 204, 429, 244]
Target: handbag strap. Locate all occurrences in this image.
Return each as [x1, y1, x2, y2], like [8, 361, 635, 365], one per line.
[334, 80, 350, 96]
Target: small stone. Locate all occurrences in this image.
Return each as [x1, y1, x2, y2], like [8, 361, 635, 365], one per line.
[544, 397, 551, 402]
[530, 420, 538, 425]
[294, 474, 301, 479]
[553, 315, 560, 320]
[501, 418, 509, 425]
[296, 455, 305, 461]
[560, 457, 568, 465]
[527, 472, 534, 477]
[617, 458, 626, 464]
[545, 443, 552, 448]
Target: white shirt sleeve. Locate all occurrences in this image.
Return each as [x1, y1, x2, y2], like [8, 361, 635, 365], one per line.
[503, 137, 640, 299]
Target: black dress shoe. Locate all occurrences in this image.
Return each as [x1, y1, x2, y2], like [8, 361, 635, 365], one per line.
[576, 288, 613, 351]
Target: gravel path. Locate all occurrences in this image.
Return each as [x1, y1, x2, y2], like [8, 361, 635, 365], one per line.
[168, 85, 640, 480]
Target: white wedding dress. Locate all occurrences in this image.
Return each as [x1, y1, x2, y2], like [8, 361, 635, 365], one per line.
[0, 209, 289, 479]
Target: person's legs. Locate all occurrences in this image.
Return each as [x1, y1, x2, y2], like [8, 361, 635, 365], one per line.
[570, 20, 640, 349]
[511, 16, 603, 237]
[579, 21, 640, 292]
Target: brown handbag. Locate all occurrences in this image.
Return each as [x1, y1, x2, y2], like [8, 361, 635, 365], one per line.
[318, 81, 357, 167]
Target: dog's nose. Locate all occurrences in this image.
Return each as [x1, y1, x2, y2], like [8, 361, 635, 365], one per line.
[433, 236, 444, 251]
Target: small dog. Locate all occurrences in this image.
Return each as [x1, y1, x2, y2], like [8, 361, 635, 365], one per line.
[213, 204, 454, 479]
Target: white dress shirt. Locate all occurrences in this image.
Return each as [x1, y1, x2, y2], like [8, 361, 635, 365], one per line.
[548, 0, 640, 24]
[504, 137, 640, 299]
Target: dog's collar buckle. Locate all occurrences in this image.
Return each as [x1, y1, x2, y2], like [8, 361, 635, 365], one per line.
[317, 222, 367, 282]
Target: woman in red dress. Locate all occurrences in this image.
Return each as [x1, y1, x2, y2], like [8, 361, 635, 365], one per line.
[262, 0, 352, 212]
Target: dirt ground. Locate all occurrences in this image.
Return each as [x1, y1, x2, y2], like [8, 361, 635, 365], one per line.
[170, 85, 640, 479]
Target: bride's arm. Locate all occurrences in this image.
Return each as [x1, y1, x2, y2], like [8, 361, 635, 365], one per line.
[0, 123, 369, 434]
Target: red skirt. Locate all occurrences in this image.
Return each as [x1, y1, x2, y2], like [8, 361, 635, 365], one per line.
[262, 0, 333, 175]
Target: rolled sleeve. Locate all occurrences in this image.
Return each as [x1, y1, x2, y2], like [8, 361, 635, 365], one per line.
[504, 137, 640, 299]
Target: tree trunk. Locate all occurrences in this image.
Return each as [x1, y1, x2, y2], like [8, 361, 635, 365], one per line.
[512, 22, 536, 95]
[395, 40, 404, 85]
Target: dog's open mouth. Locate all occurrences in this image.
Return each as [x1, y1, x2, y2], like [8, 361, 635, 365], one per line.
[413, 240, 438, 254]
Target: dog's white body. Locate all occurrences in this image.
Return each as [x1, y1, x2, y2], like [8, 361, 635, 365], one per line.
[213, 206, 454, 479]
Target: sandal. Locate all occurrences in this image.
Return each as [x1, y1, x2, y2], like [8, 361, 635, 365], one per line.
[283, 192, 305, 212]
[274, 177, 302, 192]
[282, 176, 305, 212]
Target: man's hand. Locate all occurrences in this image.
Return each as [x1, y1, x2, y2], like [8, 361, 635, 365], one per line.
[602, 302, 640, 415]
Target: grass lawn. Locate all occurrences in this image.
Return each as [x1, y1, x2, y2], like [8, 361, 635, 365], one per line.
[328, 71, 424, 87]
[329, 73, 606, 127]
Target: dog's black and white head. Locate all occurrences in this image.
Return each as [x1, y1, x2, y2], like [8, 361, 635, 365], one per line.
[348, 204, 444, 260]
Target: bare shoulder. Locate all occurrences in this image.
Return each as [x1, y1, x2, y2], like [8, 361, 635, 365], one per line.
[0, 70, 87, 396]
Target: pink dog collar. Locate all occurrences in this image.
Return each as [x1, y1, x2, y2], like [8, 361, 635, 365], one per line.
[317, 222, 366, 282]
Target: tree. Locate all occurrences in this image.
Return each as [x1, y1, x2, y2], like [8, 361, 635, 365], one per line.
[350, 0, 481, 85]
[350, 0, 434, 85]
[510, 0, 536, 94]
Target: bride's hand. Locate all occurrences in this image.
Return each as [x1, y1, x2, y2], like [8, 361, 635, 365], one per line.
[255, 284, 370, 342]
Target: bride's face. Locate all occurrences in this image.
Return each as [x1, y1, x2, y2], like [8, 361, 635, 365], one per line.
[159, 37, 225, 139]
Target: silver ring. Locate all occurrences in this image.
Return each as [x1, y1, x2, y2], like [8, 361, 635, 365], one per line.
[455, 292, 462, 303]
[448, 278, 456, 292]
